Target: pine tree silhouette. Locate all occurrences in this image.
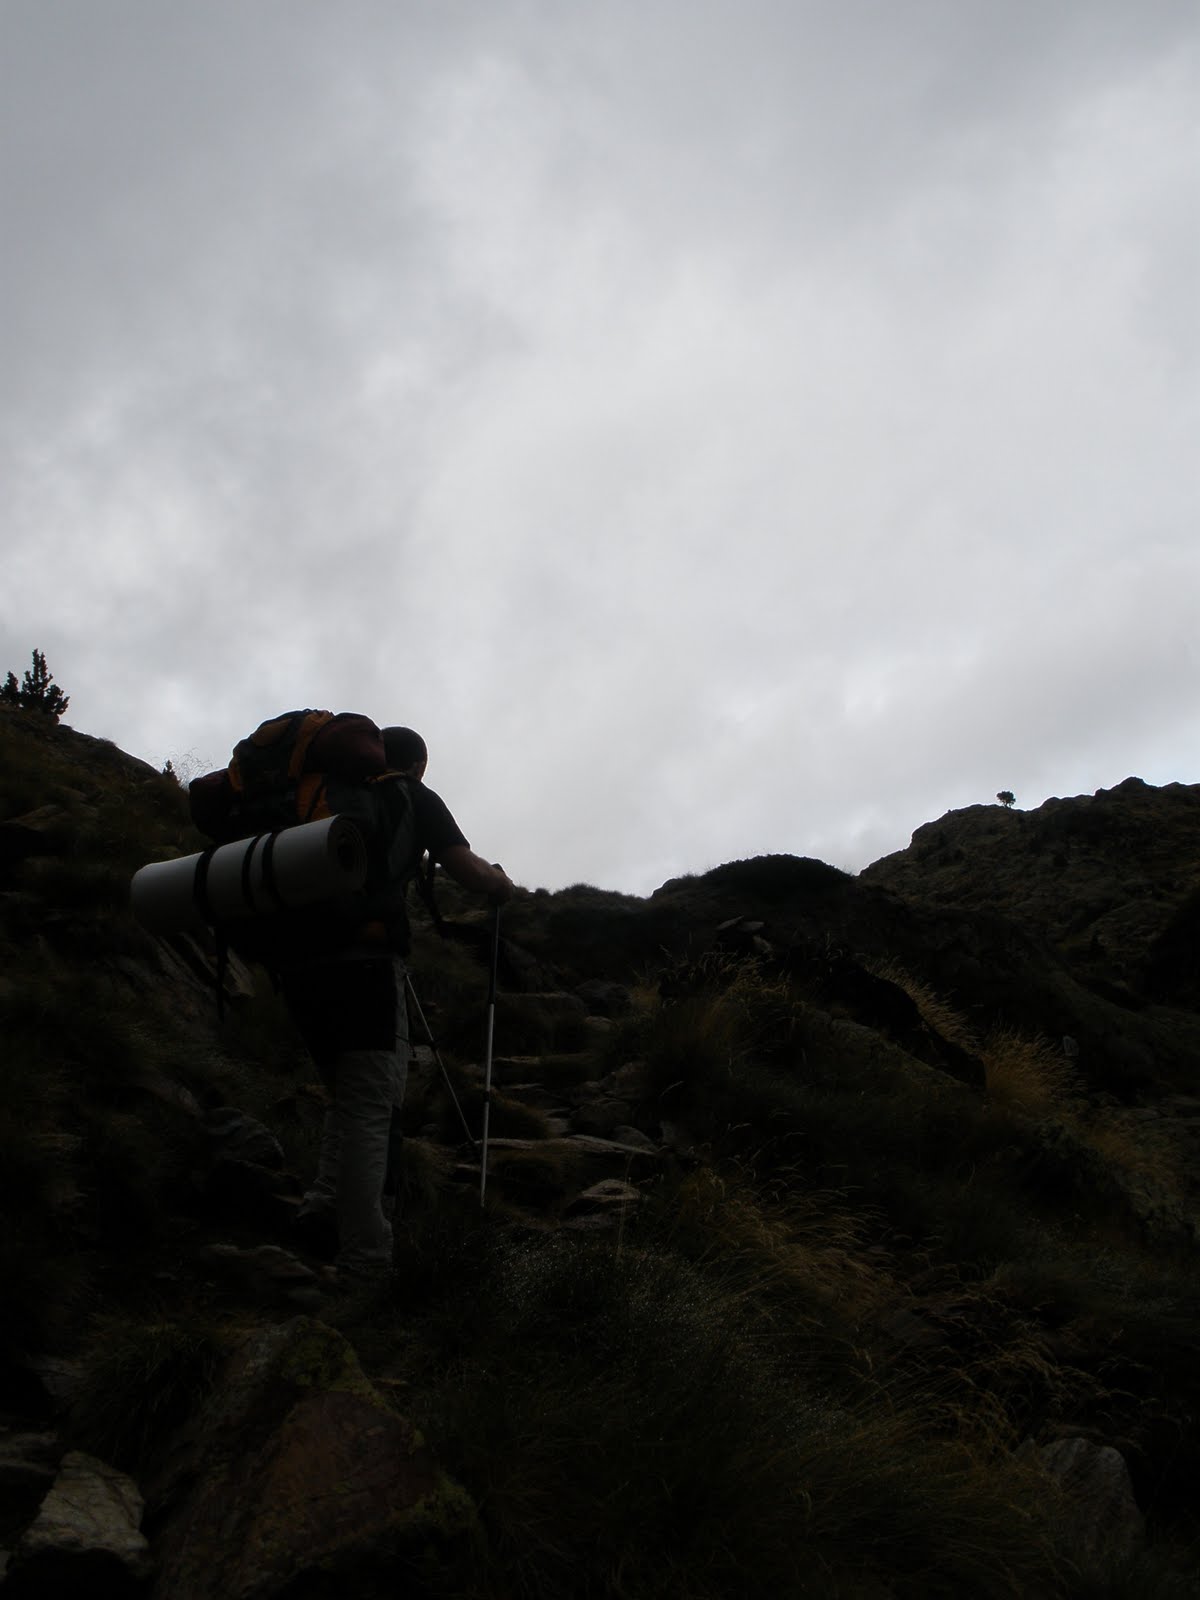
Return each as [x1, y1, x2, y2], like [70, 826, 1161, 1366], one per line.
[0, 649, 70, 720]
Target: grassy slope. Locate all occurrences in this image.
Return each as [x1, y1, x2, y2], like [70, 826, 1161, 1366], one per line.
[2, 707, 1199, 1598]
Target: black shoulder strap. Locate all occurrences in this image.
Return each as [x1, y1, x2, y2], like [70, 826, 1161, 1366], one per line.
[416, 853, 448, 935]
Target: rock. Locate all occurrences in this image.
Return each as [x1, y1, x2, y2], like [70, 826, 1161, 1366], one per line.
[604, 1059, 653, 1100]
[7, 1450, 152, 1596]
[199, 1244, 331, 1310]
[156, 931, 257, 1005]
[200, 1110, 292, 1222]
[1037, 1437, 1144, 1565]
[574, 979, 633, 1017]
[152, 1318, 477, 1600]
[498, 1083, 572, 1114]
[561, 1134, 664, 1186]
[564, 1179, 642, 1218]
[610, 1125, 658, 1153]
[204, 1108, 285, 1170]
[490, 1053, 602, 1090]
[569, 1098, 633, 1138]
[126, 1069, 204, 1119]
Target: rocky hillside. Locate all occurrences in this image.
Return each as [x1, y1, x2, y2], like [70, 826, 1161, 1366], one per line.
[862, 777, 1200, 1012]
[2, 705, 1199, 1599]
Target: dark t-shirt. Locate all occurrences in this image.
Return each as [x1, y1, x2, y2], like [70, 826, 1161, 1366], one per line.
[413, 781, 469, 862]
[376, 779, 469, 954]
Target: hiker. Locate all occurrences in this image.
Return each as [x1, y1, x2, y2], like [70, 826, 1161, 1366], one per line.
[284, 725, 515, 1277]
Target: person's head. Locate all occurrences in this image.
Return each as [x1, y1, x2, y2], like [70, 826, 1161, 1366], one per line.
[382, 726, 428, 779]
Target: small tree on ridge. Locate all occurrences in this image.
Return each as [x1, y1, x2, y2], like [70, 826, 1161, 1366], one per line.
[0, 649, 70, 721]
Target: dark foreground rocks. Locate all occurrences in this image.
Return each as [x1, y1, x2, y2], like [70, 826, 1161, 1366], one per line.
[150, 1317, 477, 1600]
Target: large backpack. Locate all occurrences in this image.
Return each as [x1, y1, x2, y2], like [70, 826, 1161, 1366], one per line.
[189, 710, 417, 968]
[190, 709, 388, 840]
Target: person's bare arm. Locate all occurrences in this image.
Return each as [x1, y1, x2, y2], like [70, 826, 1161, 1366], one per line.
[439, 844, 515, 902]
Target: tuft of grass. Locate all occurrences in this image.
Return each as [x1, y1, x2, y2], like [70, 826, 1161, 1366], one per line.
[452, 1086, 555, 1142]
[70, 1316, 225, 1475]
[869, 961, 979, 1056]
[984, 1027, 1081, 1117]
[408, 925, 494, 1049]
[392, 1135, 453, 1216]
[406, 1229, 1065, 1600]
[640, 956, 806, 1100]
[485, 1145, 569, 1212]
[650, 1163, 887, 1359]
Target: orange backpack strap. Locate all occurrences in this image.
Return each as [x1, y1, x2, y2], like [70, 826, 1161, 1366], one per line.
[230, 710, 334, 796]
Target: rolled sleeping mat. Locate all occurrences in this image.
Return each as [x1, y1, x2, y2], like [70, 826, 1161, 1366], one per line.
[130, 815, 368, 936]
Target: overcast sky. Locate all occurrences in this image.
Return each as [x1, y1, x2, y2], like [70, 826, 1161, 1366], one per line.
[2, 1, 1197, 894]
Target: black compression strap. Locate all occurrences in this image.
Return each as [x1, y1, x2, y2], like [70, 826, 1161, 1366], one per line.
[260, 831, 287, 911]
[192, 846, 229, 1021]
[193, 845, 219, 923]
[241, 833, 269, 914]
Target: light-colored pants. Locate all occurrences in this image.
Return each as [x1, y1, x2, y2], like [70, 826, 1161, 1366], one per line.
[300, 957, 410, 1275]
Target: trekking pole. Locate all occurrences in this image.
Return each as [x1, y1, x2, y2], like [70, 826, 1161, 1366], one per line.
[404, 973, 477, 1149]
[479, 900, 501, 1207]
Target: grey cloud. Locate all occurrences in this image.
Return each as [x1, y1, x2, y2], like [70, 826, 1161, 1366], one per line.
[1, 1, 1195, 893]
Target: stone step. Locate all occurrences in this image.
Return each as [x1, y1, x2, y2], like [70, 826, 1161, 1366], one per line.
[560, 1178, 644, 1233]
[480, 1054, 607, 1090]
[498, 1082, 574, 1114]
[562, 1134, 664, 1185]
[564, 1178, 642, 1219]
[455, 1134, 665, 1203]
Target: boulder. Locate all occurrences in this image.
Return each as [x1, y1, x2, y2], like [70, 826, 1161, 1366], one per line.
[574, 979, 634, 1017]
[152, 1318, 478, 1600]
[1038, 1437, 1144, 1565]
[198, 1245, 330, 1311]
[7, 1450, 152, 1597]
[200, 1109, 295, 1224]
